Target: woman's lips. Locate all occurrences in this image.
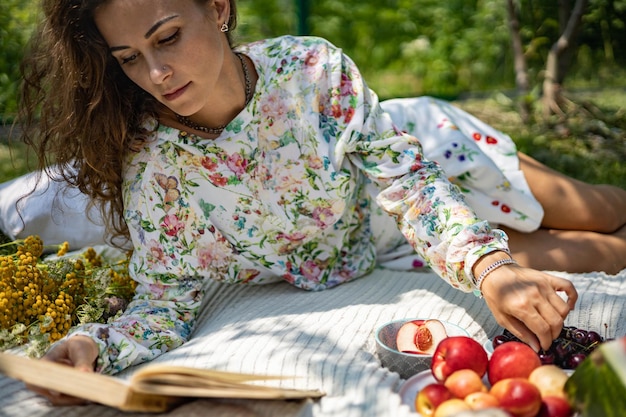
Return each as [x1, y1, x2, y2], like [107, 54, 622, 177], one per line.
[163, 82, 190, 101]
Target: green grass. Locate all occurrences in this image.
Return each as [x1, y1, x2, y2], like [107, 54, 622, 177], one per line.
[0, 141, 31, 184]
[0, 123, 33, 183]
[453, 89, 626, 189]
[0, 125, 32, 244]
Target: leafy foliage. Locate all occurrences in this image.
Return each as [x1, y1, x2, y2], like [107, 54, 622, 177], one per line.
[1, 0, 626, 115]
[232, 0, 626, 98]
[0, 0, 39, 123]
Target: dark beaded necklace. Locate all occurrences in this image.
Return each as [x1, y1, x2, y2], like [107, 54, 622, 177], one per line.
[175, 52, 252, 135]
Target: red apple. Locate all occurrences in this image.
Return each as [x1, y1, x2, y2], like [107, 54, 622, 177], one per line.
[415, 383, 454, 417]
[443, 369, 487, 399]
[432, 398, 471, 417]
[488, 341, 541, 385]
[536, 396, 573, 417]
[464, 391, 500, 410]
[490, 377, 543, 417]
[396, 319, 448, 354]
[431, 336, 489, 382]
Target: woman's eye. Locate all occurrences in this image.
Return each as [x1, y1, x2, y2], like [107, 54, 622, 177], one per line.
[159, 29, 179, 45]
[121, 54, 138, 65]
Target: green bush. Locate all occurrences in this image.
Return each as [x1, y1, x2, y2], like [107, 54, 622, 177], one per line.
[2, 0, 626, 117]
[0, 0, 39, 123]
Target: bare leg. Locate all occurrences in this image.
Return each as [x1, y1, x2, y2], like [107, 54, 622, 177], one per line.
[518, 152, 626, 233]
[503, 153, 626, 273]
[502, 224, 626, 274]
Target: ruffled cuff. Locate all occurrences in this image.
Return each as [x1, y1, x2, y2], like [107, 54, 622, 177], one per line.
[462, 227, 510, 296]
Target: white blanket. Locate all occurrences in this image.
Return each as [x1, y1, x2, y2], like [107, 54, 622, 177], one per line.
[0, 267, 624, 417]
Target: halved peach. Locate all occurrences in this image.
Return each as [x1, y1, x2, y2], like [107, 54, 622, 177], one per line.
[396, 319, 448, 355]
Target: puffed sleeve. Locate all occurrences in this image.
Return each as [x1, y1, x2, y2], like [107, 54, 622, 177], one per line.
[326, 41, 510, 293]
[64, 132, 206, 375]
[67, 273, 202, 375]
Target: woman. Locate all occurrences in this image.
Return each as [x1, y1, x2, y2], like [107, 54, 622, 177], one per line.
[18, 0, 625, 405]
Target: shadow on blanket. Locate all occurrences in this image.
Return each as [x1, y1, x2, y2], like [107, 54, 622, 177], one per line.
[2, 266, 623, 417]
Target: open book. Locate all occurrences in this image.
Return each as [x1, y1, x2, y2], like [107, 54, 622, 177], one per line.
[0, 352, 324, 412]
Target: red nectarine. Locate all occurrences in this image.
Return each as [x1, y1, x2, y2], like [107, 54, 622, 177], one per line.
[490, 377, 543, 417]
[536, 395, 573, 417]
[415, 383, 454, 417]
[488, 341, 541, 385]
[431, 336, 489, 382]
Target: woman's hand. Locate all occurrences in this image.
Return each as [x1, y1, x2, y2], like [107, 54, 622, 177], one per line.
[478, 256, 578, 352]
[26, 335, 99, 406]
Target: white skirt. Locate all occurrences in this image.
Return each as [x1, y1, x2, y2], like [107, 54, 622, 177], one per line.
[373, 97, 544, 269]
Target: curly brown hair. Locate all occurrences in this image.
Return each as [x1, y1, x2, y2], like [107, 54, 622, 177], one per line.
[18, 0, 238, 247]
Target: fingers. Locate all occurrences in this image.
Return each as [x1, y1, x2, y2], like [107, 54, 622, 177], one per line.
[497, 316, 541, 353]
[47, 335, 98, 370]
[26, 336, 99, 405]
[483, 291, 543, 352]
[25, 383, 91, 406]
[549, 276, 579, 311]
[65, 336, 99, 372]
[533, 296, 568, 348]
[546, 290, 572, 320]
[542, 278, 576, 340]
[482, 267, 578, 351]
[540, 275, 578, 343]
[497, 306, 556, 352]
[25, 364, 93, 407]
[40, 343, 65, 363]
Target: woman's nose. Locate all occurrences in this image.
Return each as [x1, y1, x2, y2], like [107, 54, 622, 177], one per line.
[149, 63, 171, 84]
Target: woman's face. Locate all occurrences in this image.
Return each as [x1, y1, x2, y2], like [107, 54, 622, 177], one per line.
[94, 0, 230, 117]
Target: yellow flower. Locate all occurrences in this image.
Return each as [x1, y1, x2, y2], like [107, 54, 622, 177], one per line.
[0, 235, 135, 357]
[56, 241, 70, 257]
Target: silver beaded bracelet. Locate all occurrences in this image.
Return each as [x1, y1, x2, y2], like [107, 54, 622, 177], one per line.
[475, 257, 517, 294]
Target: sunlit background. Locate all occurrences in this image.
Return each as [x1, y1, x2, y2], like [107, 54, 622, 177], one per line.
[1, 0, 625, 187]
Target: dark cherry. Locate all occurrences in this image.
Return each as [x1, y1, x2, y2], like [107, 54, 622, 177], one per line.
[492, 335, 509, 349]
[538, 350, 556, 365]
[585, 331, 603, 346]
[572, 329, 588, 344]
[496, 325, 606, 370]
[502, 329, 523, 343]
[554, 339, 574, 359]
[565, 352, 587, 369]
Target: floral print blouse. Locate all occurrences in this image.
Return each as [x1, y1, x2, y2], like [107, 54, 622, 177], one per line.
[69, 36, 510, 375]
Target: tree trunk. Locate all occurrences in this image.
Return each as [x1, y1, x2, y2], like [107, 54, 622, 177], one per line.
[556, 0, 578, 85]
[506, 0, 531, 123]
[599, 2, 615, 62]
[542, 0, 588, 119]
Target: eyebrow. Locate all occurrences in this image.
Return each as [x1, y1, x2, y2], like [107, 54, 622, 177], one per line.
[109, 14, 179, 52]
[145, 14, 179, 38]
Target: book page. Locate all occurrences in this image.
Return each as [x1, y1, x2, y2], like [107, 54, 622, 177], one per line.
[131, 365, 324, 399]
[0, 353, 198, 412]
[0, 352, 323, 408]
[134, 381, 323, 400]
[132, 364, 288, 384]
[0, 352, 132, 408]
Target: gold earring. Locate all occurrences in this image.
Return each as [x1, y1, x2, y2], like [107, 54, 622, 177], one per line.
[220, 23, 229, 33]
